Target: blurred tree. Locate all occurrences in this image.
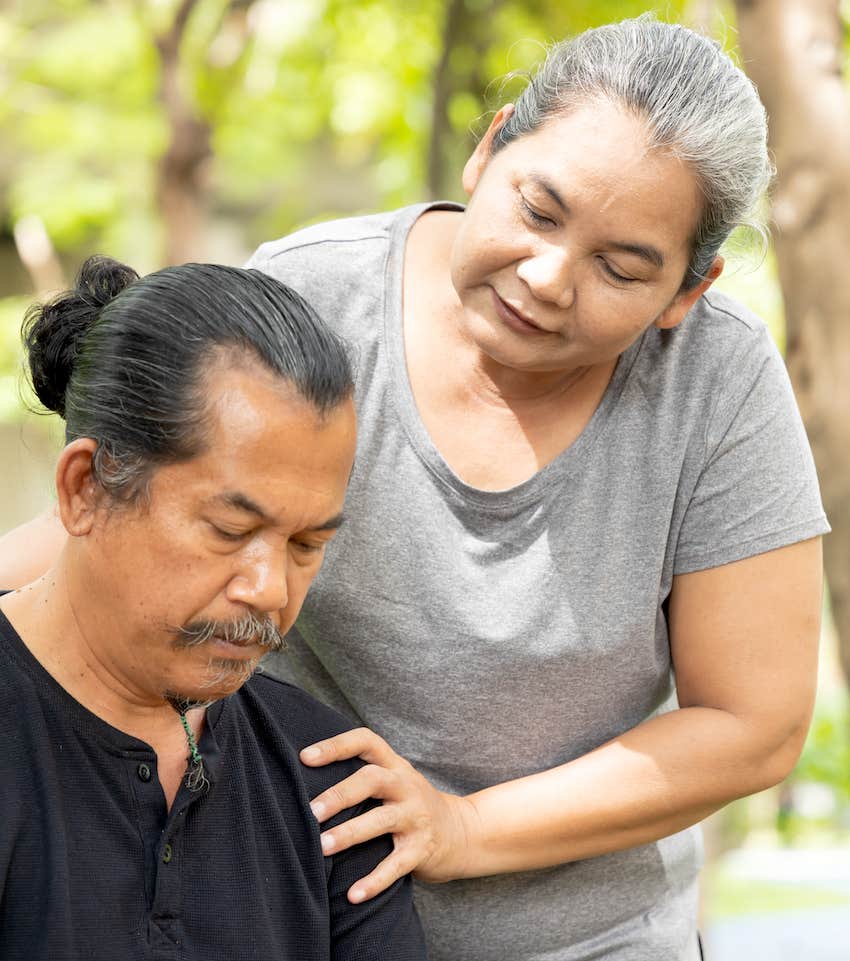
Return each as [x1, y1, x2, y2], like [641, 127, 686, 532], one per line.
[154, 0, 213, 265]
[0, 0, 695, 274]
[734, 0, 850, 688]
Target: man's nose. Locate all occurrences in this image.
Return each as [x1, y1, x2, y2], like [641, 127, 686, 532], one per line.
[226, 543, 288, 614]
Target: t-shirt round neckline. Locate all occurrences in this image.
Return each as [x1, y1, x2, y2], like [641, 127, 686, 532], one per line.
[383, 201, 646, 510]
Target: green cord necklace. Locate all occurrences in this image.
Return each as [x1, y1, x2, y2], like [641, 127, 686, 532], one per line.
[178, 710, 209, 792]
[166, 695, 211, 793]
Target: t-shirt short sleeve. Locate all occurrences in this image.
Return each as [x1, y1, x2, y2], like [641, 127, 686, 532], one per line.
[673, 321, 829, 574]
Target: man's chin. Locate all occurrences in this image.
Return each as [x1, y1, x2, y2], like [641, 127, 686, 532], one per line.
[167, 657, 260, 706]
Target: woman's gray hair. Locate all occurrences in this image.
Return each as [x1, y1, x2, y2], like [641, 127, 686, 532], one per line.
[493, 17, 772, 289]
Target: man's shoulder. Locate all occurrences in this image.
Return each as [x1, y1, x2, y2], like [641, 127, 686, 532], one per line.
[227, 673, 364, 803]
[239, 671, 356, 743]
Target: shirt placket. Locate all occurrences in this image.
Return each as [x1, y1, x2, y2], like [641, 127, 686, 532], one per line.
[129, 753, 192, 961]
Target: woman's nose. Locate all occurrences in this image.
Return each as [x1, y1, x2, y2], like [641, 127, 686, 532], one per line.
[516, 247, 575, 309]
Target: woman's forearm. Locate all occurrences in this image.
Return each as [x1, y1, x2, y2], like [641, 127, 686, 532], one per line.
[453, 703, 805, 880]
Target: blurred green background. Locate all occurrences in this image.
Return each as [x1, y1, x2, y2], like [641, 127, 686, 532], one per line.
[1, 2, 849, 956]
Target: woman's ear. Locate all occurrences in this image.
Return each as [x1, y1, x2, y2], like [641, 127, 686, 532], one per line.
[655, 257, 725, 331]
[55, 438, 101, 536]
[462, 104, 515, 195]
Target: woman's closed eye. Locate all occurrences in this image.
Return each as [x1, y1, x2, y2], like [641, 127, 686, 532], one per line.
[598, 257, 638, 284]
[519, 195, 556, 229]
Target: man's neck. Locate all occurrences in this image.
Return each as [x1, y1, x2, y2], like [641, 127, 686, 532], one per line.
[0, 559, 201, 751]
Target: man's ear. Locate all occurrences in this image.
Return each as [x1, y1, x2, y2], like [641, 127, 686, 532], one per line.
[55, 438, 101, 536]
[655, 256, 725, 331]
[461, 104, 515, 196]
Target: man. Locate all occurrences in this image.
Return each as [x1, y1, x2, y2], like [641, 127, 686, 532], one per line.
[0, 257, 425, 960]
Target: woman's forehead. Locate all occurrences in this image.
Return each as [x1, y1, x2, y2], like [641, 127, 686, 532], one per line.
[498, 102, 702, 249]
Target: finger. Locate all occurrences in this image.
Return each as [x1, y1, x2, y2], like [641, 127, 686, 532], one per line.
[310, 764, 398, 822]
[347, 849, 420, 904]
[319, 802, 399, 856]
[300, 727, 394, 767]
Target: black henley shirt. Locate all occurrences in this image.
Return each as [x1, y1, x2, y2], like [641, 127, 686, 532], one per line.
[0, 607, 426, 960]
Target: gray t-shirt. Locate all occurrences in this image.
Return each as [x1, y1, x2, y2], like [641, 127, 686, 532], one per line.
[247, 203, 829, 961]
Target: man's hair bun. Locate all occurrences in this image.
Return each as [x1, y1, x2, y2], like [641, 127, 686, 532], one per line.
[22, 256, 139, 418]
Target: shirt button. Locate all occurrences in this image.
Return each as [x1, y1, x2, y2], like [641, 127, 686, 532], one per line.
[137, 763, 152, 782]
[162, 843, 173, 864]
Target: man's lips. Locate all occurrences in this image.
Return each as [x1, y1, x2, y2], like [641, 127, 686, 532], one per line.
[490, 289, 551, 335]
[209, 635, 263, 657]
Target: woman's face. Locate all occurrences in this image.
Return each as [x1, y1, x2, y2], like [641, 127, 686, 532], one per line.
[449, 99, 720, 374]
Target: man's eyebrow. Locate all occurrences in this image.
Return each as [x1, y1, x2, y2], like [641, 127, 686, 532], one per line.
[310, 512, 345, 533]
[214, 491, 271, 521]
[212, 492, 345, 532]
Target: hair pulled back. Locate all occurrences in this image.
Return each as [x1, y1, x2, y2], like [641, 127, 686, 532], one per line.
[492, 16, 772, 288]
[23, 256, 353, 502]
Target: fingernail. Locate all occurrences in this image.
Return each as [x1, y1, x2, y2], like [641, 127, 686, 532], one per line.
[301, 746, 321, 761]
[320, 832, 336, 853]
[310, 801, 326, 820]
[349, 887, 365, 903]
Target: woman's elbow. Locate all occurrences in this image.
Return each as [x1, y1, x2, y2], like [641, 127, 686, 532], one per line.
[744, 716, 812, 794]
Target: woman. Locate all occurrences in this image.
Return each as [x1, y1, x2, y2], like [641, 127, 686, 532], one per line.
[0, 17, 828, 961]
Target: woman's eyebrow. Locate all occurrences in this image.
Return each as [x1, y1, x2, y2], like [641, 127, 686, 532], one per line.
[528, 175, 570, 214]
[606, 241, 665, 269]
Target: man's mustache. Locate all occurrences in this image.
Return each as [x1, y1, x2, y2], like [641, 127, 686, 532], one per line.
[171, 610, 286, 653]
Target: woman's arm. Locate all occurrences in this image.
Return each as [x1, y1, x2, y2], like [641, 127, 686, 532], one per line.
[0, 507, 66, 588]
[302, 537, 822, 901]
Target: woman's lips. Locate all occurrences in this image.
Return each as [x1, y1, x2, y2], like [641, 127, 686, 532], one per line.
[490, 288, 550, 336]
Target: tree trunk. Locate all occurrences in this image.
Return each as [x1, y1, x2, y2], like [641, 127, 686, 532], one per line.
[427, 0, 466, 199]
[154, 0, 212, 266]
[734, 0, 850, 685]
[13, 214, 65, 294]
[427, 0, 500, 200]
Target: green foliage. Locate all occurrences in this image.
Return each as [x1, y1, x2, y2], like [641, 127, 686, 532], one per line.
[713, 246, 785, 350]
[0, 0, 711, 262]
[0, 0, 783, 417]
[0, 296, 38, 424]
[2, 4, 162, 250]
[707, 873, 850, 920]
[792, 692, 850, 805]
